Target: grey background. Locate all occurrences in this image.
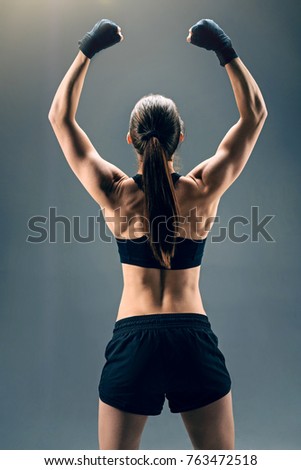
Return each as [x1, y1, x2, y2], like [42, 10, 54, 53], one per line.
[1, 0, 300, 450]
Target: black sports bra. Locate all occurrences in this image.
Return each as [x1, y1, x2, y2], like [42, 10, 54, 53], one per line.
[115, 173, 207, 270]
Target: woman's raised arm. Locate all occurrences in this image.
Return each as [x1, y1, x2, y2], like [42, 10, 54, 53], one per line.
[48, 20, 126, 210]
[186, 19, 268, 197]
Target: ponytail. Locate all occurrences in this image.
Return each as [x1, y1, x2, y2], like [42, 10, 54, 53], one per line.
[142, 136, 180, 269]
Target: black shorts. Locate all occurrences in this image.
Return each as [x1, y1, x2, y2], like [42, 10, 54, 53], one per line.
[98, 313, 232, 416]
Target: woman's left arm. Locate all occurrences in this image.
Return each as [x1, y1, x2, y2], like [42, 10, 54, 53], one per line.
[48, 21, 127, 210]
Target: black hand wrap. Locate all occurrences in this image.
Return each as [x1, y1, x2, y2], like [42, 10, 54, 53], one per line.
[189, 19, 238, 66]
[78, 19, 122, 59]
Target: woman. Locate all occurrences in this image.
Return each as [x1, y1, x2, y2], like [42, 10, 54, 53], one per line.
[48, 18, 267, 450]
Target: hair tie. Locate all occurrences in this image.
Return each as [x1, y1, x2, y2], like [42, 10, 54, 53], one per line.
[147, 129, 160, 139]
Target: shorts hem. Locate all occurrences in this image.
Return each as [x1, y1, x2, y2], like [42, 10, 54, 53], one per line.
[169, 387, 232, 414]
[98, 392, 162, 416]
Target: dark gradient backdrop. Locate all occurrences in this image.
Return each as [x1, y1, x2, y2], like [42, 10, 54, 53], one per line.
[1, 0, 300, 450]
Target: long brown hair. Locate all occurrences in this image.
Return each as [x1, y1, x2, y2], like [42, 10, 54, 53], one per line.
[129, 93, 185, 269]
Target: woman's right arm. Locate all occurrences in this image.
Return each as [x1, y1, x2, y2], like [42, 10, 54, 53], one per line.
[186, 20, 268, 197]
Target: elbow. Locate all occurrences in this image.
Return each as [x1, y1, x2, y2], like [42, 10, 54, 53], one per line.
[48, 103, 68, 125]
[254, 96, 268, 121]
[254, 107, 268, 125]
[48, 109, 58, 125]
[261, 106, 268, 120]
[257, 107, 268, 127]
[243, 91, 268, 123]
[243, 104, 268, 125]
[48, 112, 54, 124]
[48, 111, 70, 127]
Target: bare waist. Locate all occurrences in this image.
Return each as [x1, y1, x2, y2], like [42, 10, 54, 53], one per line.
[116, 285, 206, 320]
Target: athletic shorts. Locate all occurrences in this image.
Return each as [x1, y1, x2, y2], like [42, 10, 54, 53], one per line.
[98, 313, 232, 416]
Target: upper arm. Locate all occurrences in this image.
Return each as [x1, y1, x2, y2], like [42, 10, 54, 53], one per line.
[186, 113, 267, 197]
[48, 117, 128, 209]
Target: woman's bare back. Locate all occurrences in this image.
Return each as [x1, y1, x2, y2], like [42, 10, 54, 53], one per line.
[102, 172, 220, 320]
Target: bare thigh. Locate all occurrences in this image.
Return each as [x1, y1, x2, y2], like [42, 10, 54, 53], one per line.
[180, 391, 235, 450]
[98, 399, 149, 450]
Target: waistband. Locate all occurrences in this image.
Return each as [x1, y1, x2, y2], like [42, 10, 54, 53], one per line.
[113, 313, 211, 334]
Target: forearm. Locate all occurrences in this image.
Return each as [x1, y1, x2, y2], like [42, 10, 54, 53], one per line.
[48, 50, 90, 122]
[225, 57, 268, 121]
